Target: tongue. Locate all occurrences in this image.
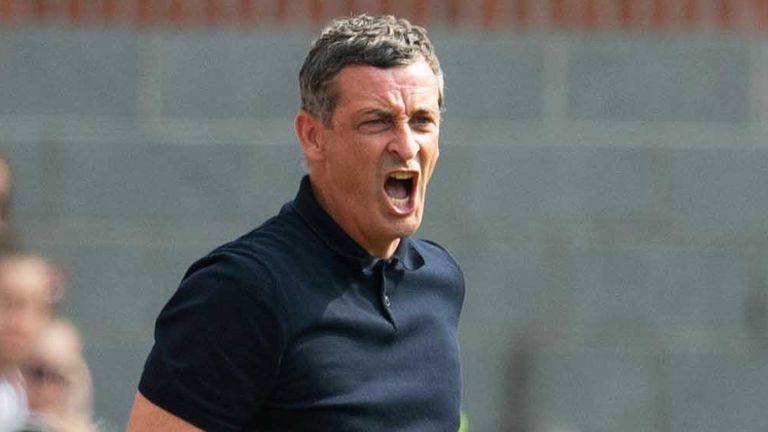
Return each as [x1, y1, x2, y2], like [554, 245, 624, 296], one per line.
[385, 178, 409, 199]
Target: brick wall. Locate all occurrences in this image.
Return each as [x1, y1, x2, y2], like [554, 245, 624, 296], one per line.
[3, 0, 768, 32]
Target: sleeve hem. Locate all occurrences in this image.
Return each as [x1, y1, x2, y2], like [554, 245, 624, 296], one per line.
[138, 378, 242, 432]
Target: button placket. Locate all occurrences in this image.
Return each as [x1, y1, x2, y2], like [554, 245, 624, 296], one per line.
[379, 260, 397, 331]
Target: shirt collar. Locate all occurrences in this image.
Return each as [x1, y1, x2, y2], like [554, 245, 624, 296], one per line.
[290, 175, 424, 271]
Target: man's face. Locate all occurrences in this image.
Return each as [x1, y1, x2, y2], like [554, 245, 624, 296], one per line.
[0, 258, 53, 368]
[308, 61, 441, 256]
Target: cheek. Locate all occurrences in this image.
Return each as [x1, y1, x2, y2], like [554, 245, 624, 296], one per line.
[421, 140, 440, 176]
[431, 146, 440, 170]
[340, 139, 385, 179]
[329, 134, 370, 170]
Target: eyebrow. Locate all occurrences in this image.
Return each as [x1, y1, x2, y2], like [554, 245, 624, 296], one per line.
[357, 108, 392, 117]
[410, 106, 439, 117]
[356, 106, 438, 118]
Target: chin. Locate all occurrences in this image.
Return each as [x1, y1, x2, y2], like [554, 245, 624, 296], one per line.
[388, 216, 422, 238]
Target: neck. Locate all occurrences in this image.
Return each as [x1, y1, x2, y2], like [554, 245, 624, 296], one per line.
[369, 238, 400, 259]
[308, 176, 399, 259]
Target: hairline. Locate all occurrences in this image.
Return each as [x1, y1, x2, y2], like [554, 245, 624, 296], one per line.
[321, 60, 443, 125]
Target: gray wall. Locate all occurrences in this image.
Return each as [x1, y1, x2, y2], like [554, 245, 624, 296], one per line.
[2, 27, 768, 431]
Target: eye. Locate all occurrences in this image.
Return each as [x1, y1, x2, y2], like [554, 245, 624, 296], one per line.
[358, 118, 390, 134]
[410, 115, 436, 131]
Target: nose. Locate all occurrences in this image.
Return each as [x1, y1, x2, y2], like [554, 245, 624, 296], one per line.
[387, 122, 419, 161]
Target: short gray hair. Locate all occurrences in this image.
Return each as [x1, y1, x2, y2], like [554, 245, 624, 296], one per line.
[299, 14, 444, 126]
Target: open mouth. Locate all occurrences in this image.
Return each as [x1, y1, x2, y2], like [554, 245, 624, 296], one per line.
[384, 172, 416, 212]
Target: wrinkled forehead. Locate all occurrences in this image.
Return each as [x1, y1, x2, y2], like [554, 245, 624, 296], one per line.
[333, 62, 441, 108]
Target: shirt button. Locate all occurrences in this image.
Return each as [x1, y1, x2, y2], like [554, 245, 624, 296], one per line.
[383, 295, 391, 308]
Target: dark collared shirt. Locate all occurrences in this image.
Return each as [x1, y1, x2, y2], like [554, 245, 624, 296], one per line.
[139, 176, 465, 431]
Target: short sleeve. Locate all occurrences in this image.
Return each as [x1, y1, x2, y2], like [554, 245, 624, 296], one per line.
[138, 250, 288, 431]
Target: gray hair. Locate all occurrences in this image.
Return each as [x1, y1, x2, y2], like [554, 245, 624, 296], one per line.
[299, 14, 444, 126]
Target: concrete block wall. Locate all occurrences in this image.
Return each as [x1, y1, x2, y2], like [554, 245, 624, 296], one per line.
[2, 27, 767, 431]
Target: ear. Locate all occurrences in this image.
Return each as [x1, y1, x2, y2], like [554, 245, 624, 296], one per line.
[295, 110, 326, 163]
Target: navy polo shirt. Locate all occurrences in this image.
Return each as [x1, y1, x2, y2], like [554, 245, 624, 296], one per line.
[138, 176, 465, 431]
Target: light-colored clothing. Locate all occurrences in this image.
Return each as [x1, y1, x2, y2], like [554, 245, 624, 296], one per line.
[0, 370, 27, 431]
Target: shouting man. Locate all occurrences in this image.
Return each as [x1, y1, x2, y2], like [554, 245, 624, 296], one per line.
[128, 14, 465, 432]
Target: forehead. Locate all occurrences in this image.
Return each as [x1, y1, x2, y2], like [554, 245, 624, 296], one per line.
[333, 62, 441, 111]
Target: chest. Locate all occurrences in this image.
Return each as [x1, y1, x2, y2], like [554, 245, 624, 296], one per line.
[262, 269, 462, 429]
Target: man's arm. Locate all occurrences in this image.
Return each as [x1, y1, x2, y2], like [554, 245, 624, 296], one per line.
[132, 253, 285, 431]
[126, 392, 202, 432]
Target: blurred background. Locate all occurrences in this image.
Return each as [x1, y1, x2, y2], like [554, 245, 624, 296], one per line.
[2, 0, 768, 430]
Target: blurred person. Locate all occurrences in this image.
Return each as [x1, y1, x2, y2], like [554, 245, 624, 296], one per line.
[0, 151, 23, 253]
[0, 151, 12, 233]
[128, 14, 464, 432]
[20, 318, 94, 432]
[0, 253, 58, 430]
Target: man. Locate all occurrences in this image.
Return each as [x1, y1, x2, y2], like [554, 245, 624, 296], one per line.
[0, 253, 58, 431]
[128, 14, 464, 432]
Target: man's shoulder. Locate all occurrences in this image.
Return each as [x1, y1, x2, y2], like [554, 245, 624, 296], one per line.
[185, 204, 312, 281]
[412, 238, 461, 270]
[224, 208, 307, 256]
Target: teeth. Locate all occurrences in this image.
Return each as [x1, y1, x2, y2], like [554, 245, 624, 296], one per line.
[389, 172, 413, 180]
